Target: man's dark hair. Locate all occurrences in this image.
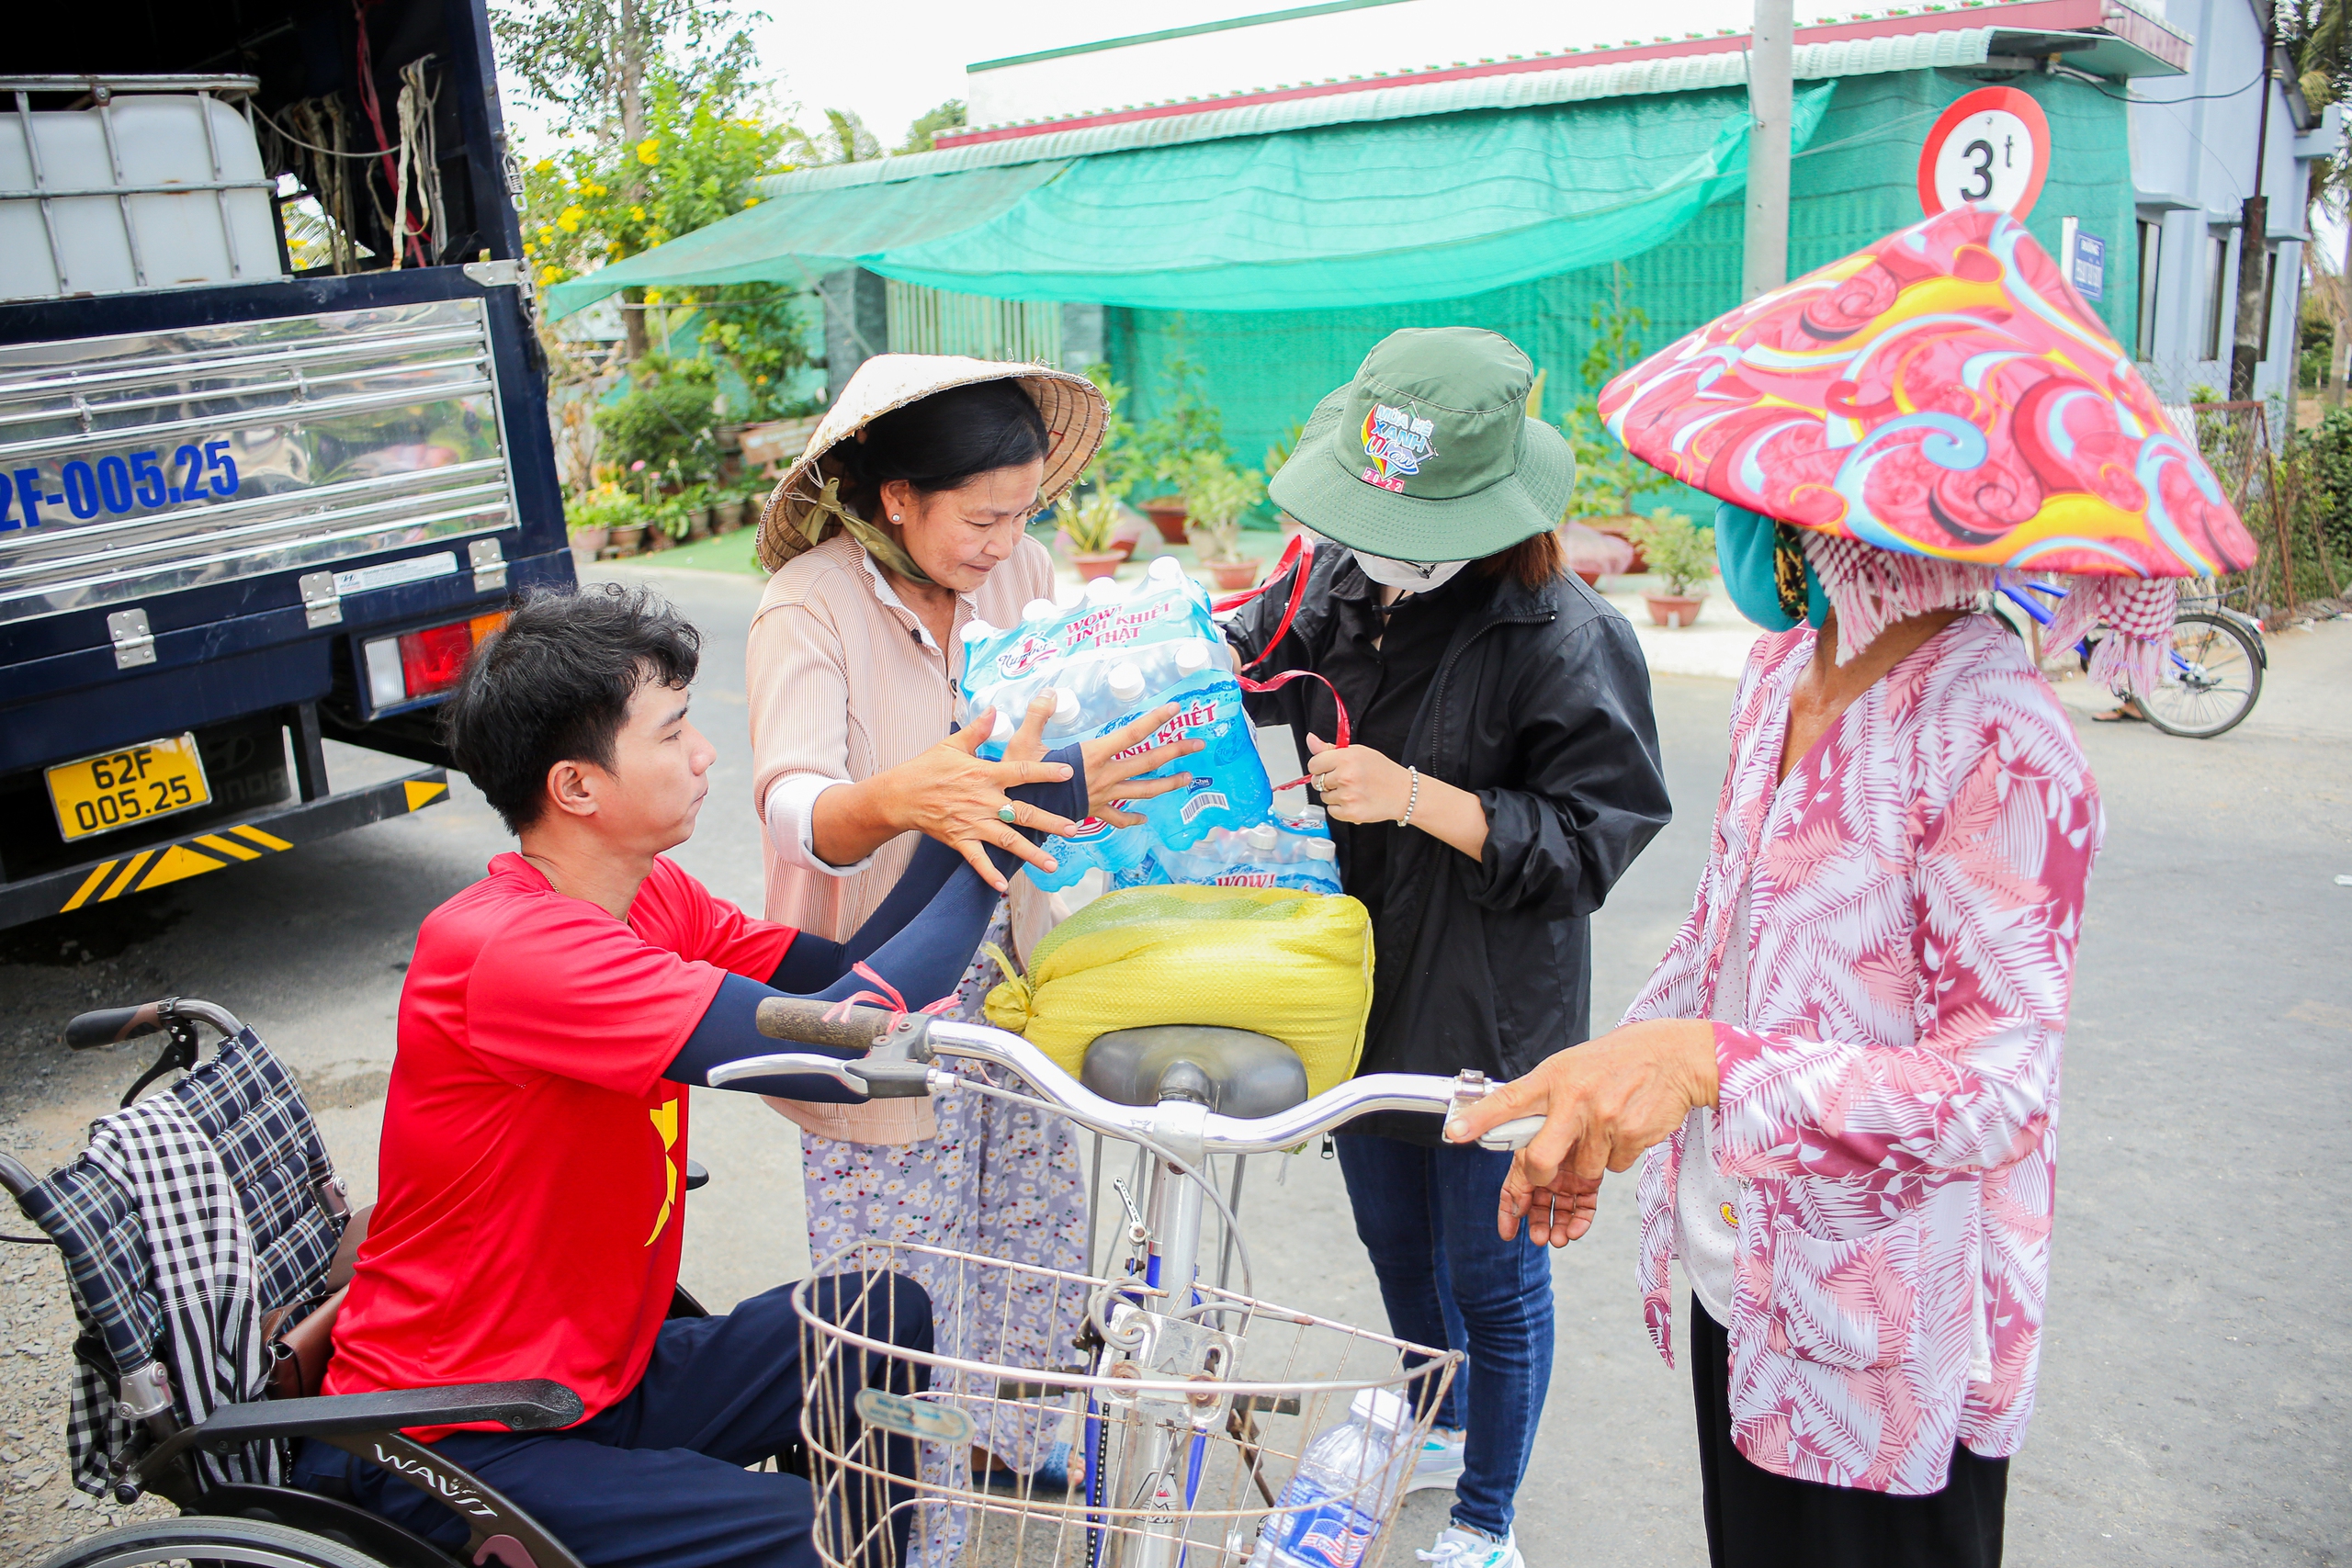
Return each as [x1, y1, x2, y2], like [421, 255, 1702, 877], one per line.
[443, 584, 701, 833]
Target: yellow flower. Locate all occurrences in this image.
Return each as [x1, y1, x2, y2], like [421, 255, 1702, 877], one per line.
[637, 138, 661, 165]
[582, 182, 606, 197]
[537, 264, 562, 285]
[743, 197, 760, 208]
[537, 225, 555, 243]
[556, 205, 584, 233]
[533, 159, 555, 175]
[645, 227, 668, 245]
[523, 241, 537, 256]
[629, 205, 646, 222]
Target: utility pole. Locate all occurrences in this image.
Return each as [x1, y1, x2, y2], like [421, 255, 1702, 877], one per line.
[2230, 25, 2278, 400]
[1743, 0, 1794, 300]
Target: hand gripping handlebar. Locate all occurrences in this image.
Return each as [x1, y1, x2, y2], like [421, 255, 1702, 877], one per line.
[721, 1001, 1548, 1155]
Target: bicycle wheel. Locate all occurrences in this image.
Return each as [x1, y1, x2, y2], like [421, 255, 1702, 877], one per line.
[2137, 610, 2263, 739]
[29, 1516, 390, 1568]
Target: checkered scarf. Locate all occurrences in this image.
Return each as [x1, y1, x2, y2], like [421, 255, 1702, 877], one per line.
[67, 1097, 276, 1494]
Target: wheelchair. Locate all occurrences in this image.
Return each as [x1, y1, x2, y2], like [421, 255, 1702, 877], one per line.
[2, 996, 722, 1568]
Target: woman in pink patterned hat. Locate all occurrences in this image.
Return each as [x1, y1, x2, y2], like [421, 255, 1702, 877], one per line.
[1448, 205, 2258, 1567]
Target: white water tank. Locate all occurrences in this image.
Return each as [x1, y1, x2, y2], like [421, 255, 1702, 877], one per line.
[0, 93, 284, 302]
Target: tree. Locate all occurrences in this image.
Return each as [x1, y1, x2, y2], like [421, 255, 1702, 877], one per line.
[2290, 0, 2352, 401]
[524, 58, 813, 408]
[495, 0, 763, 356]
[780, 108, 880, 168]
[899, 100, 967, 154]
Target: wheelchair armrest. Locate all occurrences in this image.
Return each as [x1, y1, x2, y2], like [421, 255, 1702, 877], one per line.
[162, 1380, 582, 1465]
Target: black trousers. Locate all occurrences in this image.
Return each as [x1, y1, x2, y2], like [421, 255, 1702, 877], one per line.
[1690, 1296, 2007, 1568]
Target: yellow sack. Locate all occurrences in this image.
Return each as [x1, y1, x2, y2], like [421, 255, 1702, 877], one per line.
[985, 886, 1374, 1098]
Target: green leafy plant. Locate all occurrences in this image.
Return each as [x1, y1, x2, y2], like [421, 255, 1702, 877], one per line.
[1261, 421, 1306, 483]
[1626, 507, 1717, 597]
[596, 355, 723, 481]
[1564, 264, 1654, 521]
[1079, 364, 1151, 500]
[1136, 346, 1230, 499]
[1055, 490, 1125, 555]
[646, 490, 695, 540]
[564, 480, 639, 536]
[1178, 452, 1266, 565]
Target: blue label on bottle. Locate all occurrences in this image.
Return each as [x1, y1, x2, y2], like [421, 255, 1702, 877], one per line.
[1272, 1497, 1379, 1567]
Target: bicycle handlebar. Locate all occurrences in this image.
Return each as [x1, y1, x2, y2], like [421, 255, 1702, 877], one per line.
[729, 1006, 1545, 1155]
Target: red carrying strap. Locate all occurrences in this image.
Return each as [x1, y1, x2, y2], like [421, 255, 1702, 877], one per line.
[1216, 536, 1350, 789]
[1216, 533, 1316, 672]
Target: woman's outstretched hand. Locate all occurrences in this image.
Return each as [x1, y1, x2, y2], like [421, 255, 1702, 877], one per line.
[1064, 705, 1202, 827]
[893, 690, 1086, 891]
[1442, 1019, 1722, 1245]
[1303, 733, 1412, 822]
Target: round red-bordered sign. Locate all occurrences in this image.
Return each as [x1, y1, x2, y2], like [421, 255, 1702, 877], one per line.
[1917, 87, 2052, 219]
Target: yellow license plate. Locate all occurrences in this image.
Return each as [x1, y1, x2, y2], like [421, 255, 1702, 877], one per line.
[48, 734, 212, 842]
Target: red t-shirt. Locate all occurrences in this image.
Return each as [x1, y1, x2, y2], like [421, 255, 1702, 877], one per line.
[325, 852, 797, 1435]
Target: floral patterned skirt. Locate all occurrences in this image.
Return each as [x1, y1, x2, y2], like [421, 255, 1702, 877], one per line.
[800, 901, 1090, 1564]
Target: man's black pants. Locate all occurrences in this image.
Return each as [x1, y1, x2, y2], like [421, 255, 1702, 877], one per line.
[294, 1273, 931, 1568]
[1691, 1295, 2007, 1568]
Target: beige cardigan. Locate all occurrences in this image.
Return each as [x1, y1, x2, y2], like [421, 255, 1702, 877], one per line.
[747, 533, 1058, 1143]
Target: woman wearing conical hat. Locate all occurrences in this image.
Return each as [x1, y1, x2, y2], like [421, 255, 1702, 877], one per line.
[742, 357, 1199, 1536]
[1449, 205, 2257, 1566]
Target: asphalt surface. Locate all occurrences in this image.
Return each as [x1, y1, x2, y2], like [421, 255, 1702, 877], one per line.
[0, 564, 2343, 1564]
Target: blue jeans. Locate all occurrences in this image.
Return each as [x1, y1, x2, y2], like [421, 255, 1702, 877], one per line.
[292, 1275, 930, 1568]
[1336, 1134, 1555, 1540]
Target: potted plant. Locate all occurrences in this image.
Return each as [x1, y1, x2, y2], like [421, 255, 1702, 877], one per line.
[1625, 508, 1716, 626]
[1181, 453, 1268, 592]
[565, 481, 636, 563]
[1131, 350, 1226, 544]
[713, 485, 751, 534]
[676, 481, 715, 541]
[1562, 265, 1655, 569]
[1056, 489, 1128, 581]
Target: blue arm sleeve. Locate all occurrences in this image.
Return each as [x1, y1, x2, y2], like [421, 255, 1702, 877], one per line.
[678, 743, 1085, 1095]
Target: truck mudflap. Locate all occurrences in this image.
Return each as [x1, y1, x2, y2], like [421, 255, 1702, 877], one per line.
[1, 767, 450, 928]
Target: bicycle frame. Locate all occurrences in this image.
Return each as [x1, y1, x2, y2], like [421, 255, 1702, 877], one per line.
[717, 1010, 1534, 1568]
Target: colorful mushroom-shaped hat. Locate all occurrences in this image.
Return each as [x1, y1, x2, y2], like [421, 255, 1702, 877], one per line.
[1598, 205, 2256, 687]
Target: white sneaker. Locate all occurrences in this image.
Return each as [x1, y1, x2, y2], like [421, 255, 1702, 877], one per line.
[1415, 1524, 1522, 1568]
[1404, 1427, 1466, 1494]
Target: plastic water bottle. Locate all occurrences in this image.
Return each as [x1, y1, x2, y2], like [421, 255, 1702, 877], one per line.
[1248, 1388, 1415, 1568]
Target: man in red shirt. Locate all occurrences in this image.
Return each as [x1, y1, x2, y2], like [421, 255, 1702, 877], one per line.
[291, 584, 1189, 1568]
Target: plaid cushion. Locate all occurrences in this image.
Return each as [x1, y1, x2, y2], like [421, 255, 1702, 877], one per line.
[12, 1026, 345, 1492]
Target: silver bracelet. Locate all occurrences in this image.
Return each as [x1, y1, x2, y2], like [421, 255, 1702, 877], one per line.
[1398, 766, 1420, 828]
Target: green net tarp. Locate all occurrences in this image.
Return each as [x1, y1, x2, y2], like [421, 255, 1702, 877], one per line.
[1109, 72, 2139, 520]
[542, 162, 1068, 319]
[869, 85, 1833, 310]
[544, 83, 1833, 320]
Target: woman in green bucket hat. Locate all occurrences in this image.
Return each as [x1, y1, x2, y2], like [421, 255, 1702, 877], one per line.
[1225, 326, 1673, 1568]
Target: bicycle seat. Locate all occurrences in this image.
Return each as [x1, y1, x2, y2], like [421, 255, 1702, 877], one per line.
[1080, 1025, 1308, 1117]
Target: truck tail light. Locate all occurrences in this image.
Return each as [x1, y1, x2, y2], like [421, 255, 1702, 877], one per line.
[362, 612, 510, 710]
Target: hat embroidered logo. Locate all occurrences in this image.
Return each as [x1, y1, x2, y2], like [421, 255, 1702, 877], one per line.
[1359, 402, 1437, 492]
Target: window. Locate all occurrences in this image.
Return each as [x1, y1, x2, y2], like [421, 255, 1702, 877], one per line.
[2135, 219, 2162, 360]
[2204, 232, 2232, 363]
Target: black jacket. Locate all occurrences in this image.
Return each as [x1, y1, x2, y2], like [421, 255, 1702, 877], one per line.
[1225, 548, 1671, 1130]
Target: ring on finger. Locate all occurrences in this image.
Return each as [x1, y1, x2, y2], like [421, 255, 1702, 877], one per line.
[997, 804, 1020, 825]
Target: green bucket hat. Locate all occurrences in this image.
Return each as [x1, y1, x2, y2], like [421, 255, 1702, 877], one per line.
[1268, 327, 1574, 562]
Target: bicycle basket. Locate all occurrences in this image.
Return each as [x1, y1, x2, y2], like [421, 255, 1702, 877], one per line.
[794, 1239, 1459, 1568]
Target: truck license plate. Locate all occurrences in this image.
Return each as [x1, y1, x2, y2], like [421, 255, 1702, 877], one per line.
[47, 735, 212, 842]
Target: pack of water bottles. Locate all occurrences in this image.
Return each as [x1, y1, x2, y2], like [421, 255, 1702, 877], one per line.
[1149, 807, 1341, 895]
[960, 558, 1307, 892]
[1248, 1386, 1418, 1568]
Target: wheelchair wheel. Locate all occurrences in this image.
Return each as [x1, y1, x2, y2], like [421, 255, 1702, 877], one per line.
[31, 1516, 392, 1568]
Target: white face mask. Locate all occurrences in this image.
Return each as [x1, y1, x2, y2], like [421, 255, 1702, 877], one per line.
[1351, 550, 1469, 592]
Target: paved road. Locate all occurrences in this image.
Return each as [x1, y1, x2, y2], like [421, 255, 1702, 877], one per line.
[0, 566, 2343, 1563]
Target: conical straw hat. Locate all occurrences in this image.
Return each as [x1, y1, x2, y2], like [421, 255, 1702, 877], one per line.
[754, 355, 1108, 575]
[1598, 205, 2256, 579]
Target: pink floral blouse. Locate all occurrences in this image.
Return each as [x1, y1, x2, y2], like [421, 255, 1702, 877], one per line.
[1628, 615, 2102, 1495]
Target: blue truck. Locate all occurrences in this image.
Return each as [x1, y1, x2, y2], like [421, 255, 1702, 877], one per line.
[1, 1, 571, 929]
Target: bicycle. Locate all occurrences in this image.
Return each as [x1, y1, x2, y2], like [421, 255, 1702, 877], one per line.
[719, 1001, 1546, 1568]
[1987, 580, 2267, 739]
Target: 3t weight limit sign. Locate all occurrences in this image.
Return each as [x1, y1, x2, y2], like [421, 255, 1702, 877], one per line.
[1917, 87, 2051, 220]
